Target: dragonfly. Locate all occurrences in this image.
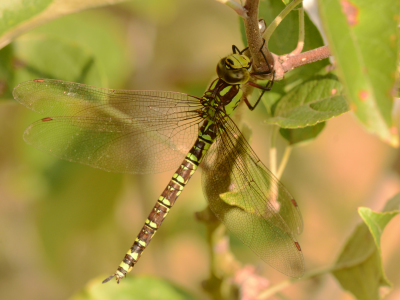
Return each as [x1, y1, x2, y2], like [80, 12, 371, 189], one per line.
[13, 45, 304, 283]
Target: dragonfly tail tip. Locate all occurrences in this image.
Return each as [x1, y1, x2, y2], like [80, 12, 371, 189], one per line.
[102, 274, 116, 284]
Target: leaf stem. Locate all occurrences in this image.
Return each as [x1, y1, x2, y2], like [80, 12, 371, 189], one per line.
[263, 0, 303, 43]
[289, 7, 305, 56]
[256, 265, 338, 299]
[269, 126, 278, 175]
[276, 146, 292, 180]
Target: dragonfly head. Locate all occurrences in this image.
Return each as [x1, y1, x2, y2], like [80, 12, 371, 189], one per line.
[217, 53, 251, 85]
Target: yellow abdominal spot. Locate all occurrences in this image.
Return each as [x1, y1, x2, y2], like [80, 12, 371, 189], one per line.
[119, 261, 130, 271]
[146, 219, 158, 228]
[137, 239, 146, 247]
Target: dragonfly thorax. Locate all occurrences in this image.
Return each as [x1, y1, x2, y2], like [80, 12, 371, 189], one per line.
[217, 53, 251, 85]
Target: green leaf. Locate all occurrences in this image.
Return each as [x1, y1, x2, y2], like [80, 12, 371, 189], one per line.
[220, 189, 255, 214]
[280, 122, 325, 145]
[0, 0, 127, 49]
[69, 275, 198, 300]
[266, 72, 349, 128]
[317, 0, 399, 147]
[332, 193, 400, 300]
[219, 122, 253, 212]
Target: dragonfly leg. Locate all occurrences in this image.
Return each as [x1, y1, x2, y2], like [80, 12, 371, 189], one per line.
[245, 39, 276, 111]
[250, 38, 273, 76]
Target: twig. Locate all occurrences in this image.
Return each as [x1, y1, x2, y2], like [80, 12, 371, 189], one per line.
[281, 45, 331, 73]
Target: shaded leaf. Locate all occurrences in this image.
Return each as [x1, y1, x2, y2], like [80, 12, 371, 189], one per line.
[69, 275, 198, 300]
[12, 34, 106, 87]
[266, 72, 348, 128]
[280, 122, 325, 145]
[36, 161, 123, 277]
[0, 43, 13, 99]
[332, 194, 400, 300]
[28, 9, 131, 88]
[317, 0, 399, 146]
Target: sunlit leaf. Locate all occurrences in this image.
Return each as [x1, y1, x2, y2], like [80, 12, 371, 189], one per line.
[317, 0, 399, 146]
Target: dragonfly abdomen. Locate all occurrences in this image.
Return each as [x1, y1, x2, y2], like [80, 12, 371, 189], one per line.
[104, 120, 218, 283]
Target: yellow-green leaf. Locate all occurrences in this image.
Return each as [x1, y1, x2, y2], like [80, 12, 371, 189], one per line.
[69, 275, 198, 300]
[332, 194, 400, 300]
[0, 0, 127, 49]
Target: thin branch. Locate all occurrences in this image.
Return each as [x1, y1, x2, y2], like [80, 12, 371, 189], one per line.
[281, 45, 331, 73]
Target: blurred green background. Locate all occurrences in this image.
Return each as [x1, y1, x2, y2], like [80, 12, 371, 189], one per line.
[0, 1, 399, 300]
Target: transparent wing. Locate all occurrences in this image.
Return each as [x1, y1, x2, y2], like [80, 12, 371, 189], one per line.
[13, 79, 204, 174]
[202, 116, 304, 277]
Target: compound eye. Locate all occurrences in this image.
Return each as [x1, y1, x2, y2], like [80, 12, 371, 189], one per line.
[247, 61, 252, 70]
[226, 58, 234, 66]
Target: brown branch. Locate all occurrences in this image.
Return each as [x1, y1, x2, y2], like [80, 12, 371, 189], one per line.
[281, 45, 331, 73]
[243, 0, 274, 79]
[269, 46, 331, 81]
[240, 1, 332, 82]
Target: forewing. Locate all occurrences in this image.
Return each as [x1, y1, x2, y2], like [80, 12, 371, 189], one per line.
[13, 79, 203, 174]
[202, 116, 304, 277]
